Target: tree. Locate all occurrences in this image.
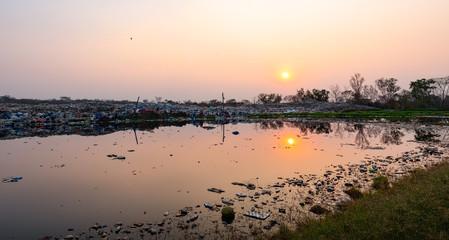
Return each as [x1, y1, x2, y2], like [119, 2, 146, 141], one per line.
[349, 73, 365, 104]
[375, 78, 400, 108]
[241, 99, 252, 105]
[341, 90, 353, 103]
[257, 93, 269, 104]
[60, 96, 71, 102]
[225, 99, 238, 106]
[184, 100, 198, 105]
[433, 76, 449, 107]
[305, 90, 314, 100]
[329, 84, 342, 102]
[0, 95, 15, 103]
[257, 93, 282, 104]
[410, 78, 436, 108]
[312, 89, 330, 102]
[272, 94, 282, 103]
[283, 95, 299, 103]
[209, 99, 220, 106]
[362, 85, 378, 104]
[296, 88, 306, 101]
[397, 90, 413, 110]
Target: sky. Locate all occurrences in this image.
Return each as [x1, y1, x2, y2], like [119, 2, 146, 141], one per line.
[1, 0, 449, 102]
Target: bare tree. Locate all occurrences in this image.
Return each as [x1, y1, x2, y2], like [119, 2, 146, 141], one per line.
[363, 85, 378, 103]
[434, 76, 449, 107]
[349, 73, 365, 104]
[329, 84, 342, 102]
[341, 90, 353, 103]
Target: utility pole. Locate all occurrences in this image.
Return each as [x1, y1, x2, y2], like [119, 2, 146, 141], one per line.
[135, 96, 140, 117]
[222, 92, 225, 113]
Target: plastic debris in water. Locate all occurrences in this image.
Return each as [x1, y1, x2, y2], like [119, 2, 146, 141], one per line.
[207, 187, 225, 193]
[221, 198, 234, 205]
[2, 176, 23, 183]
[204, 202, 213, 209]
[243, 211, 269, 220]
[236, 193, 247, 198]
[186, 215, 198, 223]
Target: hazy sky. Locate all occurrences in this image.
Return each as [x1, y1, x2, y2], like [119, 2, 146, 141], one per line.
[1, 1, 448, 101]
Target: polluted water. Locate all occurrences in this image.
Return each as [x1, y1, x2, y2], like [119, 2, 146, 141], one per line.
[1, 120, 448, 239]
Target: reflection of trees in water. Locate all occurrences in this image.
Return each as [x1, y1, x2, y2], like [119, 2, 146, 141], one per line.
[257, 120, 332, 135]
[333, 122, 344, 139]
[259, 120, 284, 130]
[286, 122, 332, 135]
[342, 123, 405, 148]
[237, 120, 442, 148]
[308, 122, 332, 134]
[353, 124, 370, 149]
[414, 128, 440, 142]
[381, 127, 404, 145]
[365, 124, 383, 138]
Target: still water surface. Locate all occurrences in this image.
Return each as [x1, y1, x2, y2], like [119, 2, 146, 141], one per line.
[0, 121, 429, 239]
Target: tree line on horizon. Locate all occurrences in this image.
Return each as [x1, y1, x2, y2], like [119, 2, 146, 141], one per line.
[257, 73, 449, 110]
[1, 73, 448, 110]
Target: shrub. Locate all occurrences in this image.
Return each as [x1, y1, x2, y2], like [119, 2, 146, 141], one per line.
[372, 175, 389, 190]
[344, 187, 363, 199]
[310, 205, 328, 215]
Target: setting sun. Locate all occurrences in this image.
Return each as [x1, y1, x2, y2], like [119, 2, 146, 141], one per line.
[288, 138, 294, 145]
[282, 72, 290, 79]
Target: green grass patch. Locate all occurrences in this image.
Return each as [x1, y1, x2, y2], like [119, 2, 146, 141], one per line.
[269, 161, 449, 240]
[247, 110, 449, 121]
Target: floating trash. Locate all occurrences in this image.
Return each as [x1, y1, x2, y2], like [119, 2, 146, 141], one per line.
[186, 215, 198, 223]
[2, 176, 23, 183]
[236, 193, 247, 198]
[221, 198, 234, 205]
[365, 146, 385, 150]
[204, 202, 213, 209]
[243, 211, 270, 220]
[231, 182, 246, 186]
[207, 187, 225, 193]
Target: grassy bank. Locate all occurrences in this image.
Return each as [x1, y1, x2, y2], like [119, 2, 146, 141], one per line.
[248, 110, 449, 121]
[269, 161, 449, 240]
